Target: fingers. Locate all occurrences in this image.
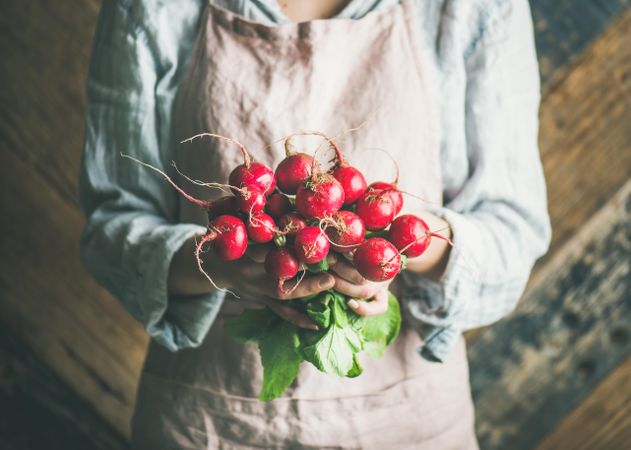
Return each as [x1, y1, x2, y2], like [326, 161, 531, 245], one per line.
[263, 299, 319, 330]
[271, 273, 336, 300]
[347, 289, 389, 316]
[329, 257, 364, 284]
[332, 274, 382, 299]
[246, 243, 273, 263]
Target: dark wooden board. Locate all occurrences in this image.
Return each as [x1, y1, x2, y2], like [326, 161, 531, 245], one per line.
[536, 6, 631, 264]
[536, 354, 631, 450]
[0, 329, 128, 450]
[0, 143, 149, 438]
[530, 0, 631, 86]
[469, 180, 631, 450]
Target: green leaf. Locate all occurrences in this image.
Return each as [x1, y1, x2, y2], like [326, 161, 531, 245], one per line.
[306, 258, 329, 273]
[361, 292, 401, 344]
[306, 296, 332, 328]
[258, 321, 303, 401]
[224, 308, 277, 343]
[301, 321, 362, 377]
[346, 354, 363, 378]
[332, 293, 349, 328]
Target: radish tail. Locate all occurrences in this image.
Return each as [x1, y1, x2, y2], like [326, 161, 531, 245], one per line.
[121, 154, 211, 209]
[181, 132, 251, 168]
[194, 233, 240, 298]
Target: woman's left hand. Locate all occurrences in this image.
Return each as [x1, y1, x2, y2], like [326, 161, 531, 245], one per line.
[329, 256, 391, 316]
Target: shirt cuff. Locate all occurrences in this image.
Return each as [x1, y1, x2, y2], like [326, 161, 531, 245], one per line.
[399, 207, 481, 362]
[136, 223, 226, 351]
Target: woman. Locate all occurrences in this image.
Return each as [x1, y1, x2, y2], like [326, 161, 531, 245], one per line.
[80, 0, 551, 448]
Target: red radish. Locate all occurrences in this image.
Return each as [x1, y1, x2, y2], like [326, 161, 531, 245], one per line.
[278, 212, 307, 239]
[324, 210, 366, 253]
[369, 181, 403, 215]
[266, 192, 292, 218]
[387, 214, 456, 259]
[235, 185, 266, 214]
[275, 153, 313, 195]
[332, 165, 367, 205]
[230, 161, 276, 197]
[195, 215, 248, 264]
[182, 132, 276, 196]
[355, 188, 396, 231]
[353, 238, 401, 282]
[207, 195, 238, 220]
[387, 214, 432, 257]
[294, 226, 330, 264]
[265, 247, 300, 293]
[367, 148, 403, 214]
[325, 134, 367, 205]
[247, 212, 277, 244]
[295, 172, 345, 219]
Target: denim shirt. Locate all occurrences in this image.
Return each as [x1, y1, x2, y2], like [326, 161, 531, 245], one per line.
[80, 0, 551, 362]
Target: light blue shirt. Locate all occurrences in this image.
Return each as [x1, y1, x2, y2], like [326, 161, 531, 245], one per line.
[80, 0, 551, 362]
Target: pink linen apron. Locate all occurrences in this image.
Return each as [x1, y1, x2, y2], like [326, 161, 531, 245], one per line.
[131, 1, 477, 448]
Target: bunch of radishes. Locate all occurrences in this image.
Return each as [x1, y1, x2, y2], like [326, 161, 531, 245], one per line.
[124, 132, 448, 295]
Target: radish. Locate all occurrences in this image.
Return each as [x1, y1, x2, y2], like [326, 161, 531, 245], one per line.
[208, 195, 238, 220]
[181, 132, 276, 196]
[327, 136, 367, 205]
[352, 238, 401, 282]
[197, 214, 248, 261]
[387, 214, 455, 259]
[266, 192, 292, 218]
[324, 210, 365, 253]
[278, 212, 307, 239]
[265, 247, 300, 293]
[275, 154, 313, 195]
[293, 226, 330, 264]
[295, 172, 345, 219]
[235, 184, 266, 214]
[332, 165, 368, 205]
[367, 148, 403, 214]
[369, 181, 403, 216]
[247, 212, 277, 244]
[230, 161, 276, 197]
[355, 188, 395, 231]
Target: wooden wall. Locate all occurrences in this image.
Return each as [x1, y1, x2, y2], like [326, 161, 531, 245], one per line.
[0, 1, 630, 449]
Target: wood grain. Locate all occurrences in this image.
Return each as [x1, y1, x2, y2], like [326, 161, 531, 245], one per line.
[0, 0, 148, 439]
[0, 328, 128, 450]
[536, 354, 631, 450]
[532, 0, 631, 86]
[537, 6, 631, 264]
[0, 144, 149, 438]
[469, 180, 631, 449]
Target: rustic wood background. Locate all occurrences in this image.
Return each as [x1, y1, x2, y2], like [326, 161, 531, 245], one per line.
[1, 1, 630, 449]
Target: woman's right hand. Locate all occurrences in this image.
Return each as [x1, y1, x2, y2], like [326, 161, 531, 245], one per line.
[168, 235, 335, 330]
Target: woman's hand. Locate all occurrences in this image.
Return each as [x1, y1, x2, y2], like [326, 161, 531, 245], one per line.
[168, 236, 336, 330]
[329, 255, 391, 316]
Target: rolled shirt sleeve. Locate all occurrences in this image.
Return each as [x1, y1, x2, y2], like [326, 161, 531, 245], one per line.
[403, 0, 552, 361]
[79, 0, 224, 351]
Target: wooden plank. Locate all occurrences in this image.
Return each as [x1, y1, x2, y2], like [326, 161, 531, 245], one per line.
[0, 0, 148, 439]
[0, 143, 149, 439]
[469, 180, 631, 450]
[465, 2, 631, 344]
[530, 0, 631, 86]
[0, 329, 127, 450]
[537, 6, 631, 265]
[536, 354, 631, 450]
[0, 0, 100, 207]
